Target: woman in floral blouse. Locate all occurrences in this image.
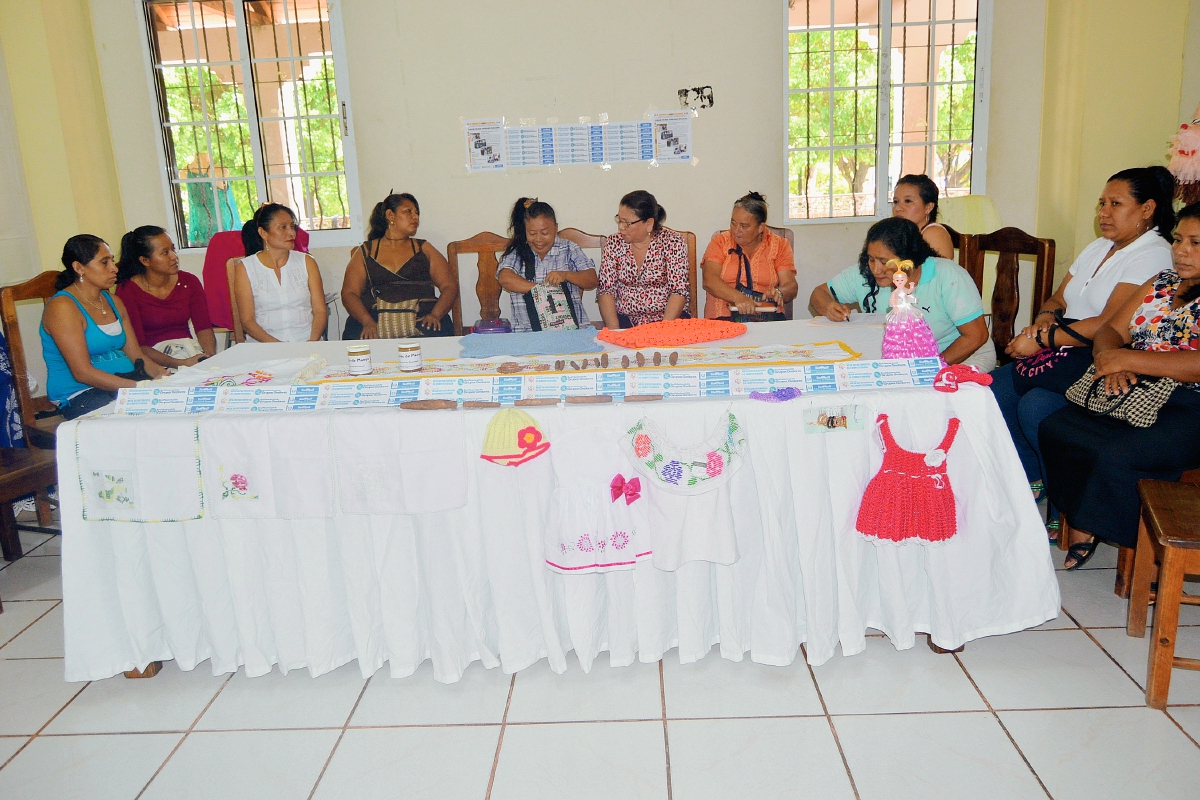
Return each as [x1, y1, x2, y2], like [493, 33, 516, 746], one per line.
[597, 190, 690, 329]
[1042, 202, 1200, 568]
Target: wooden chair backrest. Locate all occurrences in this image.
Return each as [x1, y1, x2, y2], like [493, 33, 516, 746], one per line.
[557, 228, 606, 251]
[226, 259, 246, 344]
[0, 271, 65, 446]
[446, 232, 511, 324]
[962, 227, 1056, 364]
[939, 223, 972, 271]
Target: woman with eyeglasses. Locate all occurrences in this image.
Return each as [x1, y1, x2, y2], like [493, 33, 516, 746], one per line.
[701, 192, 798, 321]
[597, 190, 689, 329]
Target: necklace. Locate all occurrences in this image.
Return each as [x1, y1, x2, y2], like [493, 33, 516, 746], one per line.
[73, 286, 110, 316]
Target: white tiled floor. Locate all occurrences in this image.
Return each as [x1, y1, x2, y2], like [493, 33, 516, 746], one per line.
[2, 532, 1199, 799]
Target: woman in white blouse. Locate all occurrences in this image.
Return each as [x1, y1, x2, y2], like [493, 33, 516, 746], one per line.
[231, 204, 327, 342]
[991, 166, 1176, 535]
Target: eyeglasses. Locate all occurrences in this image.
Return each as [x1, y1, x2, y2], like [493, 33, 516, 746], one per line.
[614, 215, 644, 229]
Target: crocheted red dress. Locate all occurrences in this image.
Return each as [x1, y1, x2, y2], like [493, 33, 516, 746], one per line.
[856, 413, 960, 543]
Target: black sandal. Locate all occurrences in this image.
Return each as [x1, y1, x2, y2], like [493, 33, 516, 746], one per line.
[1064, 539, 1098, 571]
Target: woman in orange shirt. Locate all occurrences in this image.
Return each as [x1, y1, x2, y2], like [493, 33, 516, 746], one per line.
[702, 192, 798, 320]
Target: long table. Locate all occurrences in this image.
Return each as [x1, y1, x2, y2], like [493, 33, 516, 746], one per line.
[58, 321, 1060, 682]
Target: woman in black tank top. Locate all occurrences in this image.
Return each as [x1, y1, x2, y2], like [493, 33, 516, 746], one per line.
[340, 193, 459, 339]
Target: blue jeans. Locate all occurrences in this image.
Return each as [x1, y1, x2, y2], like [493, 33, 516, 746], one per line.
[991, 363, 1068, 517]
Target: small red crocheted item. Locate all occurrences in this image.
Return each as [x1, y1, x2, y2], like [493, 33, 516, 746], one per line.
[856, 413, 960, 543]
[597, 318, 747, 348]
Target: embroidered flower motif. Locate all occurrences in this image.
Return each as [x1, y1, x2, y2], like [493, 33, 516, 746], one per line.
[220, 469, 259, 500]
[924, 449, 947, 468]
[560, 543, 569, 553]
[244, 370, 273, 385]
[705, 451, 724, 477]
[93, 471, 133, 507]
[611, 531, 629, 550]
[517, 426, 542, 451]
[634, 433, 652, 459]
[597, 537, 607, 550]
[577, 534, 594, 552]
[662, 460, 683, 484]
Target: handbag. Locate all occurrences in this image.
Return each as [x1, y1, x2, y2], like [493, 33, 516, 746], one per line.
[1012, 312, 1094, 395]
[727, 244, 785, 323]
[1064, 363, 1178, 428]
[523, 283, 579, 331]
[515, 244, 580, 331]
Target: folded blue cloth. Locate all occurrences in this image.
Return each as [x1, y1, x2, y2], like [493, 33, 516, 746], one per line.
[459, 328, 603, 359]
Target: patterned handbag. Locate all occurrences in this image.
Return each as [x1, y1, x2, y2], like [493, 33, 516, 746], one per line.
[1065, 364, 1178, 428]
[523, 283, 579, 331]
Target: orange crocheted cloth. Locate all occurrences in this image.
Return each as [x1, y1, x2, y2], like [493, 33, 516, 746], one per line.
[597, 319, 748, 348]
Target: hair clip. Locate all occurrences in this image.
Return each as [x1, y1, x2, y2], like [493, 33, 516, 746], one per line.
[523, 198, 537, 209]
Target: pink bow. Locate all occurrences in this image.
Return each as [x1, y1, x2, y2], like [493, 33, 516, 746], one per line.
[610, 474, 641, 505]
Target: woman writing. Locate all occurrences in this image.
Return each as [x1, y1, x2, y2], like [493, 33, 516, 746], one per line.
[115, 225, 216, 367]
[497, 198, 597, 332]
[891, 174, 955, 259]
[40, 235, 164, 419]
[1042, 202, 1200, 569]
[230, 204, 327, 342]
[597, 190, 689, 328]
[990, 166, 1175, 532]
[811, 217, 994, 370]
[340, 192, 458, 339]
[702, 192, 798, 320]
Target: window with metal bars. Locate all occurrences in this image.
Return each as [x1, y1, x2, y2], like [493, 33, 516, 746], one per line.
[787, 0, 988, 222]
[144, 0, 358, 248]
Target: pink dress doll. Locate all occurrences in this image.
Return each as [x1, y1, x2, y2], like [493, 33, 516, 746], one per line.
[881, 259, 943, 363]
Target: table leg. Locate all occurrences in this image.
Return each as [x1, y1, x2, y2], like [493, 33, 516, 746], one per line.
[124, 661, 162, 679]
[0, 499, 22, 561]
[1146, 548, 1184, 709]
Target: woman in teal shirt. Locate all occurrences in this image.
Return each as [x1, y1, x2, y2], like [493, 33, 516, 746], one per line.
[809, 217, 994, 370]
[40, 235, 162, 419]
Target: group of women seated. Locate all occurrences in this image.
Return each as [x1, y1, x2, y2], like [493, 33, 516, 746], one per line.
[38, 175, 990, 416]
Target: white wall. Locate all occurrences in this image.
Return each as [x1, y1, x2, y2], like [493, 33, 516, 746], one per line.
[0, 35, 49, 393]
[90, 0, 1045, 326]
[1183, 0, 1200, 120]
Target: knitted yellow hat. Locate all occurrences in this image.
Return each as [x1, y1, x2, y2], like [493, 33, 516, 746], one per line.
[480, 408, 550, 466]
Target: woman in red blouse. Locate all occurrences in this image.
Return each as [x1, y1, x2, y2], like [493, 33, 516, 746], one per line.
[702, 192, 798, 320]
[597, 190, 690, 329]
[114, 226, 216, 368]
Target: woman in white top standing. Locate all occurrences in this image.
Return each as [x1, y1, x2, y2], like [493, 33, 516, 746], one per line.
[231, 203, 327, 342]
[991, 166, 1176, 537]
[891, 174, 955, 259]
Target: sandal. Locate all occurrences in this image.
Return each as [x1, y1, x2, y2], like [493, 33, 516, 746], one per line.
[1064, 538, 1098, 571]
[1045, 517, 1060, 544]
[1030, 480, 1046, 503]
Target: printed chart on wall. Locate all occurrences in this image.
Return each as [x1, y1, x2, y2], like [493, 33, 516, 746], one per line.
[651, 110, 692, 163]
[468, 111, 691, 171]
[465, 118, 507, 172]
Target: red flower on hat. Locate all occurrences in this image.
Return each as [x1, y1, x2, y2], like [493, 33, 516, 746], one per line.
[517, 426, 542, 451]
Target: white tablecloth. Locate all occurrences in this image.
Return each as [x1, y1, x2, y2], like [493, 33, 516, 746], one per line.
[58, 322, 1060, 681]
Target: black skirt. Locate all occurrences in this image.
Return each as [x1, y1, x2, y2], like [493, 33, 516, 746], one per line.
[1040, 388, 1200, 548]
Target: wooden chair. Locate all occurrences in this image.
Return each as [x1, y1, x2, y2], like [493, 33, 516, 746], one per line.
[226, 260, 246, 344]
[0, 271, 63, 526]
[961, 228, 1056, 365]
[0, 447, 59, 562]
[1126, 479, 1200, 708]
[447, 232, 511, 326]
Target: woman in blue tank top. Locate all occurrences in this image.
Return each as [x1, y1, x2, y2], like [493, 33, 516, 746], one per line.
[40, 235, 163, 419]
